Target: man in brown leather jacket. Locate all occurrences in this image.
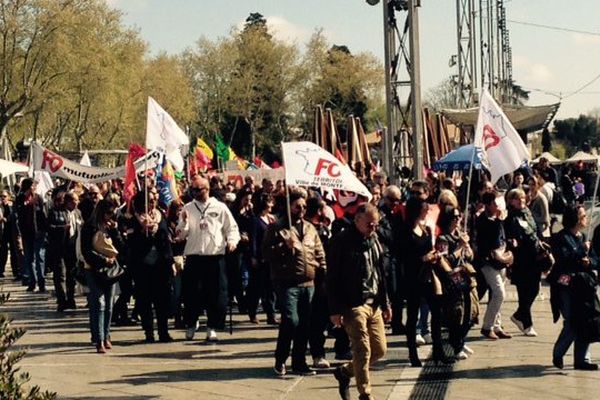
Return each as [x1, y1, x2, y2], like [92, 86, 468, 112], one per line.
[262, 188, 326, 376]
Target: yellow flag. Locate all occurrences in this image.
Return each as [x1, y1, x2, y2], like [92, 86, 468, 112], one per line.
[197, 138, 214, 160]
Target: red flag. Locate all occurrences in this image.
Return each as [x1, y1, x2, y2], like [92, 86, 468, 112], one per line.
[124, 143, 146, 203]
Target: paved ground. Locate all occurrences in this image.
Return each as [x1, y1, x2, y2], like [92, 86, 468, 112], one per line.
[2, 275, 599, 400]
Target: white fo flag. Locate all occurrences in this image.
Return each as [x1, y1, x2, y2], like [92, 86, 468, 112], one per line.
[281, 141, 372, 200]
[79, 150, 92, 167]
[474, 89, 530, 183]
[146, 97, 189, 171]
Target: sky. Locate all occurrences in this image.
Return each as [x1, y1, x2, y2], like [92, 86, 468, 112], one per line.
[106, 0, 600, 122]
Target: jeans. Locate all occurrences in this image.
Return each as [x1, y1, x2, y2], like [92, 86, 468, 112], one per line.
[553, 287, 591, 364]
[183, 255, 228, 330]
[481, 265, 506, 331]
[86, 270, 116, 343]
[275, 286, 314, 368]
[23, 234, 46, 289]
[417, 299, 430, 336]
[341, 305, 387, 397]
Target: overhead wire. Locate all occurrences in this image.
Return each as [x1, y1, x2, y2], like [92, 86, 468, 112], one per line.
[507, 19, 600, 37]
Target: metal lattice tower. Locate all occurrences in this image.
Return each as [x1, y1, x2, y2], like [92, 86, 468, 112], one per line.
[455, 0, 514, 107]
[381, 0, 424, 178]
[455, 0, 477, 108]
[497, 0, 513, 103]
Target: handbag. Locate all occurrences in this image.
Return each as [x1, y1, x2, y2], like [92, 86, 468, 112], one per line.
[95, 260, 125, 284]
[92, 230, 125, 284]
[536, 241, 555, 273]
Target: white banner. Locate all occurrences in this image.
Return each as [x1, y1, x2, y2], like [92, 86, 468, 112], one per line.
[281, 141, 371, 200]
[474, 89, 530, 183]
[31, 142, 161, 184]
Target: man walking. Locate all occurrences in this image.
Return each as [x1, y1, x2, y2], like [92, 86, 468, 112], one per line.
[262, 188, 326, 376]
[327, 203, 391, 400]
[177, 175, 240, 342]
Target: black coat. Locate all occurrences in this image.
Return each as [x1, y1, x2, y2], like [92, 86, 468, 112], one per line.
[327, 225, 389, 316]
[570, 272, 600, 343]
[126, 214, 173, 272]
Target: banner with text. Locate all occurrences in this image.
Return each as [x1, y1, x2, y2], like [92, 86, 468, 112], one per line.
[31, 142, 161, 184]
[281, 141, 371, 200]
[222, 167, 284, 188]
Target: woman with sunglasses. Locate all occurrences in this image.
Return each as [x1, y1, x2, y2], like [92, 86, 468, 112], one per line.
[436, 206, 476, 360]
[401, 196, 454, 366]
[81, 199, 124, 353]
[504, 188, 542, 337]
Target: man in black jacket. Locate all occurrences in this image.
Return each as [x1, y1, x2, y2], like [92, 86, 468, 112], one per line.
[327, 203, 391, 400]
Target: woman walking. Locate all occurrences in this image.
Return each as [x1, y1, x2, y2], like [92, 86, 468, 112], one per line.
[551, 205, 599, 370]
[401, 197, 453, 367]
[504, 188, 542, 337]
[81, 199, 124, 353]
[436, 206, 476, 360]
[128, 191, 174, 343]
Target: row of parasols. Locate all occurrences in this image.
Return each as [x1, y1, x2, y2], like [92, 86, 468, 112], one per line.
[433, 145, 599, 172]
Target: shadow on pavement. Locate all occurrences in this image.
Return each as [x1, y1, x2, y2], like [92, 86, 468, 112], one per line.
[97, 366, 276, 385]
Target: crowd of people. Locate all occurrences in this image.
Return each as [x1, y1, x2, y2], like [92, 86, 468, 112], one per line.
[1, 154, 599, 400]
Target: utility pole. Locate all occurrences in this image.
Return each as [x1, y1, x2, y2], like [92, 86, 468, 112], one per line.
[408, 0, 424, 180]
[370, 0, 424, 180]
[382, 1, 395, 179]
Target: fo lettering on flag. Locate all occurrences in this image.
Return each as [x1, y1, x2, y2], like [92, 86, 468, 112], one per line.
[281, 141, 372, 200]
[473, 89, 530, 183]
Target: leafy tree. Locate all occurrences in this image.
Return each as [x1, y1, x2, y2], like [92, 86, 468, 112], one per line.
[298, 30, 383, 137]
[554, 114, 599, 150]
[0, 292, 56, 399]
[227, 13, 300, 159]
[425, 78, 457, 111]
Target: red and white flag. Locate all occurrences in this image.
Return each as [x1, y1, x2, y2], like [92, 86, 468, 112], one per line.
[474, 89, 530, 183]
[281, 141, 372, 200]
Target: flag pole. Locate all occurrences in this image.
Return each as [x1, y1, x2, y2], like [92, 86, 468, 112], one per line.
[462, 145, 477, 232]
[280, 143, 292, 229]
[587, 159, 600, 239]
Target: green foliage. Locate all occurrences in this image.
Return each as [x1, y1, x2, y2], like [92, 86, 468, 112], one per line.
[0, 292, 56, 399]
[553, 114, 599, 150]
[2, 0, 196, 154]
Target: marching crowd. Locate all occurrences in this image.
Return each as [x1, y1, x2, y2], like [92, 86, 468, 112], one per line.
[2, 155, 600, 400]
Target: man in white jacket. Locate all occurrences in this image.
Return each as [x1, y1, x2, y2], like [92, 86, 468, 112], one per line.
[177, 175, 240, 342]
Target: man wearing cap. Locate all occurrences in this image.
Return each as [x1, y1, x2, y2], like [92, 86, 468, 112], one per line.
[177, 175, 240, 342]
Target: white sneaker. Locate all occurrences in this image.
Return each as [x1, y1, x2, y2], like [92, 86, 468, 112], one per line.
[455, 350, 469, 360]
[185, 322, 198, 340]
[416, 334, 426, 346]
[422, 333, 433, 344]
[524, 326, 538, 337]
[462, 345, 474, 355]
[206, 328, 218, 342]
[312, 357, 331, 369]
